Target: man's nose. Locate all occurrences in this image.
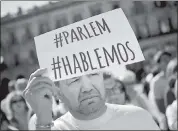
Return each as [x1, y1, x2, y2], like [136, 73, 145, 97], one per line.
[80, 76, 93, 93]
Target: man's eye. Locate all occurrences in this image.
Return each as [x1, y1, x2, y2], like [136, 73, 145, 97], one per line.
[90, 73, 99, 76]
[70, 79, 79, 84]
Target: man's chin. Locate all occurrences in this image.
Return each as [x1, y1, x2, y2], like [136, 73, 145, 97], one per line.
[79, 98, 103, 114]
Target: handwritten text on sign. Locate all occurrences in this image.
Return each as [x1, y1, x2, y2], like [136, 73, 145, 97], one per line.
[34, 9, 145, 81]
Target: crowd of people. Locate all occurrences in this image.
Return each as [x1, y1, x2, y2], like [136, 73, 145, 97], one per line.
[0, 50, 177, 130]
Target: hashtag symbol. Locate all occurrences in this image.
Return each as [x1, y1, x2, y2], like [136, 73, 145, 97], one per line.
[51, 56, 61, 79]
[54, 33, 63, 48]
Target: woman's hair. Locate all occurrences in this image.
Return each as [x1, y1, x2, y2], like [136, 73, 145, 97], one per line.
[153, 51, 171, 64]
[0, 109, 10, 126]
[151, 66, 161, 77]
[114, 79, 130, 102]
[5, 91, 28, 119]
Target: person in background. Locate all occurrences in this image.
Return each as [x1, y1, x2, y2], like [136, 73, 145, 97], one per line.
[166, 79, 177, 130]
[8, 80, 16, 93]
[164, 57, 177, 108]
[119, 69, 139, 106]
[149, 51, 172, 114]
[0, 78, 10, 102]
[164, 75, 176, 108]
[105, 78, 130, 105]
[5, 91, 31, 130]
[148, 51, 172, 130]
[126, 62, 146, 83]
[120, 69, 168, 130]
[166, 58, 177, 78]
[0, 109, 17, 131]
[143, 65, 161, 97]
[1, 80, 16, 120]
[15, 78, 28, 92]
[16, 75, 25, 80]
[103, 72, 116, 91]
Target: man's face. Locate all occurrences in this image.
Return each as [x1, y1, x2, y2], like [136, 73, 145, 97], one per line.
[104, 77, 116, 89]
[59, 72, 105, 115]
[105, 81, 126, 105]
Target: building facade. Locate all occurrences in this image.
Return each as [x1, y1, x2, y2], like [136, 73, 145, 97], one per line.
[1, 1, 177, 80]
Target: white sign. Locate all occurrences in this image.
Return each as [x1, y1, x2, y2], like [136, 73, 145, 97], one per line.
[34, 8, 145, 81]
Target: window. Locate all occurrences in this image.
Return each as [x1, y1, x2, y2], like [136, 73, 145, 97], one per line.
[112, 2, 120, 9]
[39, 23, 45, 34]
[25, 26, 33, 40]
[138, 23, 149, 39]
[159, 19, 170, 34]
[29, 50, 38, 64]
[147, 16, 160, 37]
[39, 22, 50, 34]
[174, 1, 178, 6]
[73, 14, 82, 23]
[56, 17, 68, 28]
[14, 54, 20, 66]
[90, 7, 102, 16]
[154, 1, 167, 8]
[133, 1, 145, 15]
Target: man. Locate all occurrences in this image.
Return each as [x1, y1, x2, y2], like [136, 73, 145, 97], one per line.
[166, 79, 177, 130]
[24, 68, 160, 130]
[148, 51, 172, 130]
[149, 51, 172, 113]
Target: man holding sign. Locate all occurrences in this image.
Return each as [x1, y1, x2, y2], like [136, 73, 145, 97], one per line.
[24, 9, 160, 130]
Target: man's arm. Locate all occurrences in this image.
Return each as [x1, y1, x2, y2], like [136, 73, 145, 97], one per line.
[28, 114, 58, 130]
[28, 113, 64, 130]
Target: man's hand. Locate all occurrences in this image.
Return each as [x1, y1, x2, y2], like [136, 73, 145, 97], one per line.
[23, 68, 59, 125]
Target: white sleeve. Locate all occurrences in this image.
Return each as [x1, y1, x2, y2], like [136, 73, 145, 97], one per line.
[133, 108, 161, 130]
[28, 114, 37, 130]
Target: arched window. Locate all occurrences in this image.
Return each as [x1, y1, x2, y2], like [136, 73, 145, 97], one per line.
[154, 1, 167, 8]
[112, 2, 120, 9]
[39, 22, 50, 35]
[9, 32, 18, 45]
[25, 25, 33, 40]
[14, 54, 20, 66]
[133, 1, 145, 15]
[73, 14, 82, 23]
[90, 4, 102, 16]
[56, 17, 68, 28]
[29, 50, 38, 64]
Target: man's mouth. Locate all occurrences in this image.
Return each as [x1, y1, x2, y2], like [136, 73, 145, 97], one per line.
[80, 95, 99, 103]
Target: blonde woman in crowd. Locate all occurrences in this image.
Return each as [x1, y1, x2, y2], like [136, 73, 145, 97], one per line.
[5, 91, 32, 130]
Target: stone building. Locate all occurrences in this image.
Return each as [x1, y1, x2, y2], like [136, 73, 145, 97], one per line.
[1, 1, 177, 80]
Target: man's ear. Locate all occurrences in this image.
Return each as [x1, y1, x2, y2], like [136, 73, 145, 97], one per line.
[53, 80, 68, 103]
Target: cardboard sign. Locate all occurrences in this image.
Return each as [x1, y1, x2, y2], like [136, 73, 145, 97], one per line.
[34, 8, 145, 81]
